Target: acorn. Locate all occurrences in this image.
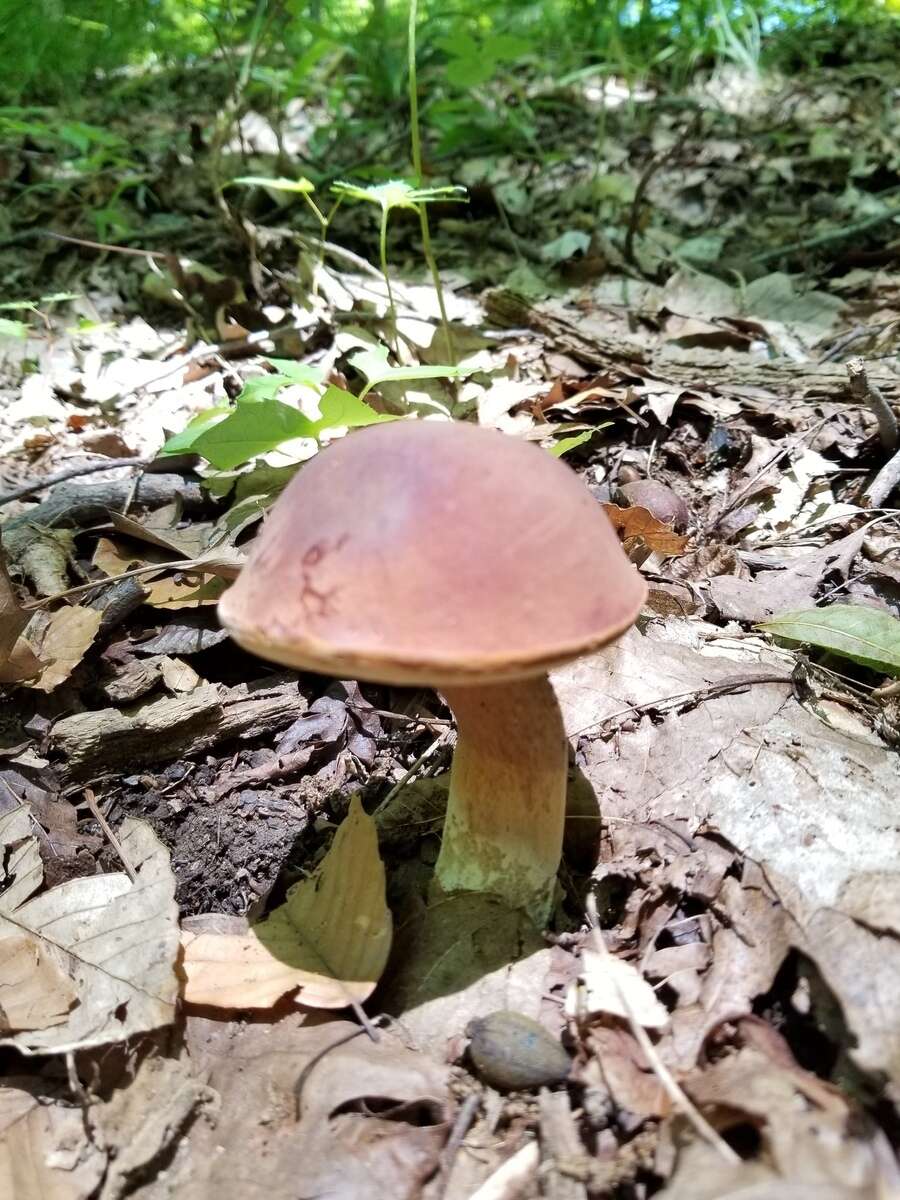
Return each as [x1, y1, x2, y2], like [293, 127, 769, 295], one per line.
[466, 1010, 571, 1091]
[614, 479, 689, 531]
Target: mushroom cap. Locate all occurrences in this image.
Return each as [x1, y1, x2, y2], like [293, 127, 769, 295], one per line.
[218, 420, 646, 686]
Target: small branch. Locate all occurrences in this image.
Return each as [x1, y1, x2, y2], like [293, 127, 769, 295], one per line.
[584, 895, 740, 1165]
[751, 197, 900, 266]
[847, 356, 898, 450]
[83, 788, 137, 882]
[863, 446, 900, 508]
[623, 116, 699, 267]
[0, 456, 152, 508]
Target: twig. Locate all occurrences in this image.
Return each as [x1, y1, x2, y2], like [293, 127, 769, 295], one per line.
[468, 1141, 540, 1200]
[708, 418, 829, 533]
[0, 457, 152, 507]
[847, 357, 898, 450]
[863, 446, 900, 508]
[434, 1092, 481, 1200]
[623, 116, 699, 267]
[569, 672, 793, 740]
[294, 1013, 389, 1119]
[372, 731, 450, 816]
[584, 895, 740, 1165]
[750, 197, 900, 266]
[83, 788, 137, 882]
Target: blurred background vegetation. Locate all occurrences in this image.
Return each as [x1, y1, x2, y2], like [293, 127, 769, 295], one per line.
[3, 0, 898, 108]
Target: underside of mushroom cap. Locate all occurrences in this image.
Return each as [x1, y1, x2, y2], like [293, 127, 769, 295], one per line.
[219, 420, 646, 686]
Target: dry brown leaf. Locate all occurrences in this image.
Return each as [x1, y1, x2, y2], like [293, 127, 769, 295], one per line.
[181, 796, 392, 1009]
[0, 1081, 106, 1199]
[24, 604, 102, 692]
[165, 1011, 450, 1200]
[0, 810, 179, 1054]
[0, 934, 77, 1032]
[0, 547, 44, 683]
[657, 1048, 900, 1199]
[603, 503, 690, 557]
[566, 948, 669, 1028]
[93, 537, 227, 609]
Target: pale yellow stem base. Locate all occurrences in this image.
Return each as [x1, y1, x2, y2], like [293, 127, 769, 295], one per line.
[433, 675, 567, 925]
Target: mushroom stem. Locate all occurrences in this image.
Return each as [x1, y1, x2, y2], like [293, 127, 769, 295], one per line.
[435, 675, 567, 925]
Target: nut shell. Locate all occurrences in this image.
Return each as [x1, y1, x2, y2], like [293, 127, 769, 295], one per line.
[466, 1010, 571, 1091]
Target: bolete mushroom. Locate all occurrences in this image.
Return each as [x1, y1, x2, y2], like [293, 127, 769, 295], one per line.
[218, 421, 645, 923]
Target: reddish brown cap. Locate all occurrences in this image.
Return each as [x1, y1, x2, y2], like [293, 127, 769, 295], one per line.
[219, 421, 646, 686]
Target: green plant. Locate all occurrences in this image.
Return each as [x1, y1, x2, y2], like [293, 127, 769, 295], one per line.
[330, 178, 466, 341]
[160, 352, 468, 471]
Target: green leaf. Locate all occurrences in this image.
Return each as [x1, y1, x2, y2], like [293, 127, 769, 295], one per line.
[191, 400, 316, 470]
[0, 317, 28, 339]
[232, 175, 315, 194]
[160, 406, 231, 456]
[349, 345, 469, 394]
[310, 386, 396, 435]
[239, 362, 323, 402]
[264, 359, 325, 387]
[758, 604, 900, 677]
[331, 179, 466, 212]
[446, 56, 495, 88]
[488, 34, 533, 61]
[548, 430, 596, 457]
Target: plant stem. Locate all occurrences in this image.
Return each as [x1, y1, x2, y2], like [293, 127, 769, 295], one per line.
[408, 0, 456, 365]
[379, 204, 398, 350]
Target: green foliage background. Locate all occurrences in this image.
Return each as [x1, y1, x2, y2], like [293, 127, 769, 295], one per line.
[2, 0, 897, 106]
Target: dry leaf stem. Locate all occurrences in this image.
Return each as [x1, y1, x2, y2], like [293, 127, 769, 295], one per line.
[584, 895, 740, 1166]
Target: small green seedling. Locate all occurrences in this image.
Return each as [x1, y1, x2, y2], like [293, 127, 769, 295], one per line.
[330, 179, 466, 341]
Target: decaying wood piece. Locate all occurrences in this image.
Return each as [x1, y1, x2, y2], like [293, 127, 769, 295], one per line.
[483, 287, 648, 371]
[483, 288, 900, 403]
[1, 474, 204, 563]
[51, 675, 307, 779]
[661, 351, 900, 403]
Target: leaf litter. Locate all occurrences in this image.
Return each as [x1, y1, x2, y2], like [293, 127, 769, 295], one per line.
[2, 40, 900, 1200]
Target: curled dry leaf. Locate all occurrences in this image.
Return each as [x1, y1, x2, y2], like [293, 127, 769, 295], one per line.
[0, 808, 179, 1054]
[603, 503, 690, 557]
[566, 947, 669, 1029]
[0, 546, 43, 683]
[180, 796, 392, 1009]
[23, 604, 102, 692]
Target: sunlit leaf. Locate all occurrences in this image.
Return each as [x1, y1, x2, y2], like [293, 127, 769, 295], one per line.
[758, 604, 900, 677]
[180, 797, 392, 1009]
[0, 317, 28, 339]
[232, 174, 315, 194]
[190, 399, 315, 470]
[311, 385, 397, 434]
[160, 405, 231, 456]
[332, 179, 467, 212]
[549, 429, 596, 457]
[349, 345, 469, 395]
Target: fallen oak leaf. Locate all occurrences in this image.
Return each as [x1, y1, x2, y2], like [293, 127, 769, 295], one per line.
[603, 503, 690, 557]
[180, 796, 392, 1009]
[23, 604, 102, 692]
[0, 808, 179, 1055]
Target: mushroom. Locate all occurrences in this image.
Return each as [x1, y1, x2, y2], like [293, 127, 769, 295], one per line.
[218, 421, 645, 923]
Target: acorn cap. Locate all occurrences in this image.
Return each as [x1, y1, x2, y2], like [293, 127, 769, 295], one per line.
[218, 420, 646, 687]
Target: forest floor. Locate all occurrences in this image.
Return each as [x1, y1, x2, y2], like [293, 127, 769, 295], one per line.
[1, 46, 900, 1200]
